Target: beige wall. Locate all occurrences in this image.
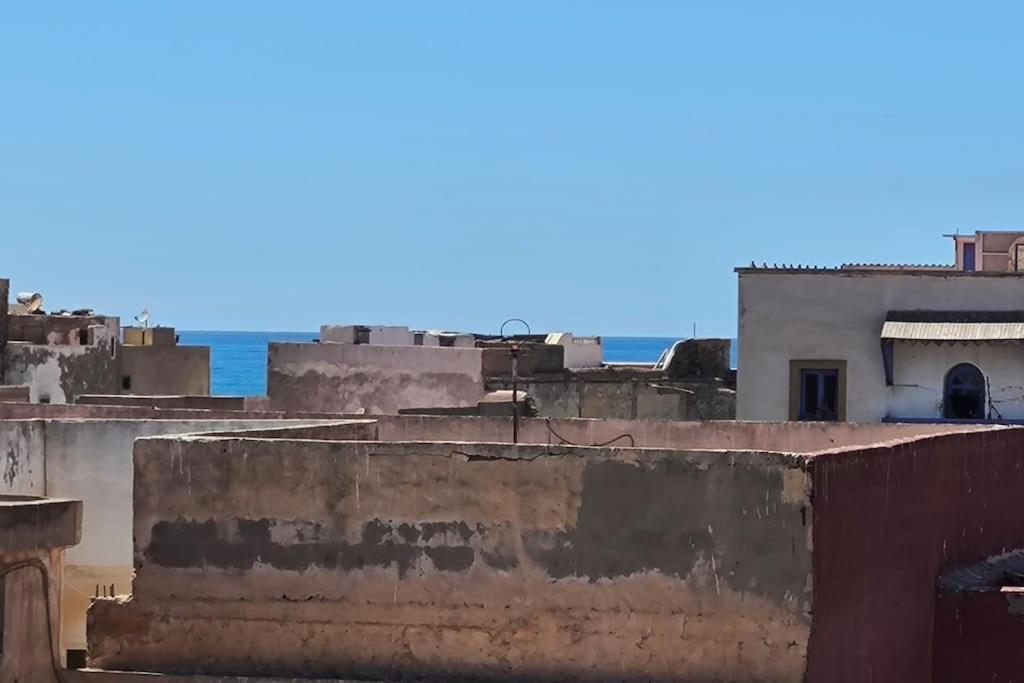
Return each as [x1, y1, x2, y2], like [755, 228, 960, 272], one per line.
[118, 345, 210, 395]
[90, 435, 813, 681]
[0, 418, 334, 655]
[737, 271, 1024, 422]
[6, 341, 119, 404]
[268, 342, 486, 413]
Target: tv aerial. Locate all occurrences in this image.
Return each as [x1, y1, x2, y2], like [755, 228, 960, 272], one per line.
[134, 309, 151, 329]
[16, 292, 43, 313]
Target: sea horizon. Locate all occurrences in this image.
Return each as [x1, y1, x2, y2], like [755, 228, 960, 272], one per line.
[176, 330, 738, 397]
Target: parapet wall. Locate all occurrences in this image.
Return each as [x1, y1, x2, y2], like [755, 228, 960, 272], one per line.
[267, 342, 486, 413]
[83, 422, 1024, 682]
[89, 434, 814, 681]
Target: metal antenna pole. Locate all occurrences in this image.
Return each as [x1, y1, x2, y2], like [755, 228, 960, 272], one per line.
[511, 345, 519, 444]
[500, 318, 531, 446]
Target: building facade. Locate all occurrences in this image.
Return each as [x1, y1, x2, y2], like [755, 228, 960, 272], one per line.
[738, 231, 1024, 423]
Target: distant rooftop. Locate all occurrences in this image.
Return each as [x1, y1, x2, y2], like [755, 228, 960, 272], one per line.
[737, 230, 1024, 275]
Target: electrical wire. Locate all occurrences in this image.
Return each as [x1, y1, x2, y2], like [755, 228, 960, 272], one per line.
[0, 558, 66, 682]
[545, 418, 635, 448]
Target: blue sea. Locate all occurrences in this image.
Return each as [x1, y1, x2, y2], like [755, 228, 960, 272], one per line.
[177, 331, 737, 396]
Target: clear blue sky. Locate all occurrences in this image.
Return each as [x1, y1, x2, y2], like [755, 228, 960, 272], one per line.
[3, 2, 1022, 336]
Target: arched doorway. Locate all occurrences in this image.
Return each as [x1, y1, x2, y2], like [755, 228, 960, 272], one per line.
[944, 363, 986, 419]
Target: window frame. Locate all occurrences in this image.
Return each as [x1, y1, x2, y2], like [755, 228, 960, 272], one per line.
[943, 362, 987, 420]
[789, 359, 848, 422]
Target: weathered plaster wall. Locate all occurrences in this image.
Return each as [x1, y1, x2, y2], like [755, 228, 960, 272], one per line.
[932, 588, 1024, 683]
[41, 418, 336, 653]
[0, 278, 8, 380]
[6, 342, 119, 404]
[267, 342, 486, 414]
[369, 413, 978, 453]
[118, 345, 211, 396]
[807, 427, 1024, 683]
[76, 395, 244, 410]
[889, 341, 1024, 420]
[0, 496, 82, 680]
[89, 436, 814, 681]
[320, 325, 413, 345]
[737, 271, 1024, 422]
[500, 377, 735, 420]
[0, 420, 45, 495]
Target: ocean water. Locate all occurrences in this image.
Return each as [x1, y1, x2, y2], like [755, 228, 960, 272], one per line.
[177, 331, 735, 397]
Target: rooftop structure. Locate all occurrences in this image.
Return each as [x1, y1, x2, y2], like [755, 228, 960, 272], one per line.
[73, 418, 1024, 682]
[268, 322, 735, 420]
[0, 494, 82, 680]
[737, 231, 1024, 423]
[0, 278, 212, 403]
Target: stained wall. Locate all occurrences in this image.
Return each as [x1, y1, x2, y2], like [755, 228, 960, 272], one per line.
[267, 342, 486, 414]
[89, 435, 814, 681]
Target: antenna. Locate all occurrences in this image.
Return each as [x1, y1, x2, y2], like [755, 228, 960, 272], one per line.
[499, 318, 532, 445]
[16, 292, 43, 313]
[134, 309, 150, 329]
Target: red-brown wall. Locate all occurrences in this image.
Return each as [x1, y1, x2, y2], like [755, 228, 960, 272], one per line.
[932, 588, 1024, 683]
[807, 428, 1024, 683]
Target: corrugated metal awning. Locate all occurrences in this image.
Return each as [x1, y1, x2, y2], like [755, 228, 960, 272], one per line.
[881, 321, 1024, 341]
[881, 311, 1024, 341]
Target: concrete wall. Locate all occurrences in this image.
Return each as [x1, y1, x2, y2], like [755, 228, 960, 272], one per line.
[76, 395, 245, 410]
[368, 413, 978, 452]
[737, 271, 1024, 422]
[90, 436, 814, 681]
[498, 376, 735, 420]
[320, 325, 413, 345]
[932, 588, 1024, 683]
[0, 417, 337, 656]
[806, 427, 1024, 682]
[1, 496, 82, 680]
[8, 314, 115, 346]
[0, 278, 8, 380]
[0, 384, 30, 403]
[545, 333, 603, 368]
[0, 420, 45, 495]
[268, 342, 486, 414]
[118, 345, 211, 395]
[6, 341, 120, 404]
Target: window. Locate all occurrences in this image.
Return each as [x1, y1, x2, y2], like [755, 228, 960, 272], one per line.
[354, 326, 371, 344]
[963, 243, 976, 272]
[38, 395, 51, 405]
[944, 363, 986, 419]
[66, 649, 87, 669]
[789, 360, 847, 421]
[77, 329, 89, 345]
[121, 375, 132, 392]
[1015, 244, 1024, 272]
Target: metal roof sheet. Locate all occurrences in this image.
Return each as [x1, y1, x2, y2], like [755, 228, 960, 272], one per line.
[881, 320, 1024, 341]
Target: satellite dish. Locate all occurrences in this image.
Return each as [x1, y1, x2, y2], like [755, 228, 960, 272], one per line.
[16, 292, 43, 313]
[134, 309, 150, 328]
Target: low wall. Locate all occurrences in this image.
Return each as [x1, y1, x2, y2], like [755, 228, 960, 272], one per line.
[119, 345, 210, 395]
[932, 588, 1024, 683]
[807, 428, 1024, 682]
[0, 384, 30, 403]
[267, 342, 486, 414]
[76, 395, 244, 411]
[0, 417, 341, 655]
[493, 377, 734, 420]
[368, 414, 981, 453]
[1, 496, 82, 680]
[89, 436, 814, 681]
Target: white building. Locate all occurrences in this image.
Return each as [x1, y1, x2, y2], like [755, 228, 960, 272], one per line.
[737, 230, 1024, 423]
